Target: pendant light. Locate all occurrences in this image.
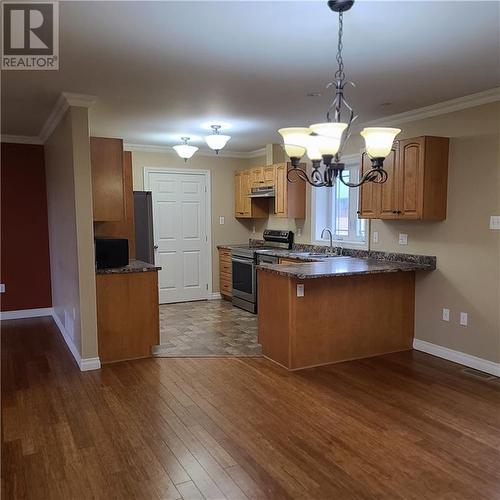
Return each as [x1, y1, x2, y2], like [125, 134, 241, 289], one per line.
[205, 125, 231, 154]
[173, 137, 198, 161]
[278, 0, 401, 188]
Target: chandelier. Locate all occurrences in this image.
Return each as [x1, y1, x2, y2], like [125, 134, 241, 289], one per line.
[278, 0, 401, 188]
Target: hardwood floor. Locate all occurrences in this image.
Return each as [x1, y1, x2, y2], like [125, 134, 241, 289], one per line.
[2, 316, 500, 499]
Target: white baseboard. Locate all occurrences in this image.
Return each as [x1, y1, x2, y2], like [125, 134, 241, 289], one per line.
[209, 292, 222, 300]
[51, 311, 101, 372]
[0, 307, 53, 320]
[413, 339, 500, 377]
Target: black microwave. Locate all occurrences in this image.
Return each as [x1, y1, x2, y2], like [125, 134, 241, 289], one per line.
[95, 237, 129, 269]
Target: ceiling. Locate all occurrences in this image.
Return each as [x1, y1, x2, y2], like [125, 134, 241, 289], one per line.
[2, 1, 499, 152]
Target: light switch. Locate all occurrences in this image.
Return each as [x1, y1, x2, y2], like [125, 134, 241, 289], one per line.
[219, 216, 225, 225]
[442, 308, 450, 322]
[373, 231, 379, 243]
[296, 284, 304, 297]
[297, 227, 302, 237]
[399, 233, 408, 245]
[460, 312, 468, 326]
[0, 284, 5, 293]
[490, 216, 500, 230]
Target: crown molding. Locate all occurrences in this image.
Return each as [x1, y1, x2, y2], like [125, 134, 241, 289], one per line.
[124, 142, 266, 159]
[1, 134, 43, 145]
[362, 87, 500, 128]
[39, 92, 97, 144]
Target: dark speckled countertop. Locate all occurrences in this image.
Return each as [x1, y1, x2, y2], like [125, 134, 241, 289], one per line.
[257, 256, 433, 279]
[96, 259, 161, 275]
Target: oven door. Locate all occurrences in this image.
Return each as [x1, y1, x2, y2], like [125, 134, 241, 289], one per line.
[232, 257, 256, 303]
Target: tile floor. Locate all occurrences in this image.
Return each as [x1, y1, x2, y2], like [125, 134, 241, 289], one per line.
[153, 299, 262, 357]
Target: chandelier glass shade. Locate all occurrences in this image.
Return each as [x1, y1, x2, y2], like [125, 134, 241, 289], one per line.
[205, 125, 231, 153]
[278, 0, 401, 188]
[173, 137, 198, 161]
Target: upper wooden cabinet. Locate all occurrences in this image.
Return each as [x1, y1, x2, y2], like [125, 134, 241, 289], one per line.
[91, 137, 125, 221]
[358, 136, 449, 221]
[234, 170, 267, 219]
[234, 163, 305, 219]
[274, 163, 306, 219]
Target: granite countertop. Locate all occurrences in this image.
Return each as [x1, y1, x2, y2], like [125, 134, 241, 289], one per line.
[257, 256, 434, 279]
[96, 259, 161, 275]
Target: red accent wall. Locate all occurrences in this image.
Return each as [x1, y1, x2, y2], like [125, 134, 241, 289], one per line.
[1, 143, 52, 311]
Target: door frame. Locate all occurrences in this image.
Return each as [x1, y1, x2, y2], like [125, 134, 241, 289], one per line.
[143, 167, 213, 300]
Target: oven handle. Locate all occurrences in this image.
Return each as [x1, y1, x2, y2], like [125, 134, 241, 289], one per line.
[232, 257, 255, 266]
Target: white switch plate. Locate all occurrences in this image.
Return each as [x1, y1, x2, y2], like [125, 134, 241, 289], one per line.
[399, 233, 408, 245]
[460, 312, 468, 326]
[490, 216, 500, 230]
[297, 227, 302, 237]
[252, 225, 256, 234]
[0, 284, 5, 293]
[296, 284, 304, 297]
[373, 231, 379, 243]
[442, 308, 450, 322]
[219, 216, 225, 225]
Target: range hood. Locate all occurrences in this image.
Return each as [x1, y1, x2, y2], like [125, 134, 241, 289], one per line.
[248, 186, 275, 198]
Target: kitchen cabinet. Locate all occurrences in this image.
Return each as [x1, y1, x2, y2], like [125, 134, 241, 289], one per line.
[250, 167, 264, 187]
[94, 151, 136, 257]
[91, 137, 125, 221]
[279, 257, 302, 265]
[274, 162, 306, 219]
[263, 165, 276, 186]
[234, 170, 268, 219]
[96, 268, 159, 363]
[358, 136, 449, 221]
[218, 248, 232, 299]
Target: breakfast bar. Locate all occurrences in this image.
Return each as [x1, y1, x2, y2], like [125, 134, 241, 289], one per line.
[257, 256, 433, 370]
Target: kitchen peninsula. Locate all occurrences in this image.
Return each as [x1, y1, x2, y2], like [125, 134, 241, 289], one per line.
[258, 255, 434, 370]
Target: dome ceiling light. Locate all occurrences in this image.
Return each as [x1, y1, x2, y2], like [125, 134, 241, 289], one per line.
[205, 125, 231, 154]
[173, 137, 198, 161]
[278, 0, 401, 188]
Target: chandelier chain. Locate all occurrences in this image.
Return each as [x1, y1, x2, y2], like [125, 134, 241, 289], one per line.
[334, 12, 345, 81]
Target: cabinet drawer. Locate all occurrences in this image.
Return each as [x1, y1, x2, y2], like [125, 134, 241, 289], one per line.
[220, 261, 232, 275]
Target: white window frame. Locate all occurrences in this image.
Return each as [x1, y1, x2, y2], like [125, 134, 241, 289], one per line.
[310, 153, 369, 250]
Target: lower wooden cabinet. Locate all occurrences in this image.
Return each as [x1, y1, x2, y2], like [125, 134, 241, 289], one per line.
[96, 271, 159, 363]
[219, 248, 232, 300]
[358, 136, 449, 221]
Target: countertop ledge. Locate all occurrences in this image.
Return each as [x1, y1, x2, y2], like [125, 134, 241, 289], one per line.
[257, 257, 433, 279]
[96, 260, 161, 275]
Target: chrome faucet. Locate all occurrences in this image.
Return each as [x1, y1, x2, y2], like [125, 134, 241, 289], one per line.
[321, 227, 335, 255]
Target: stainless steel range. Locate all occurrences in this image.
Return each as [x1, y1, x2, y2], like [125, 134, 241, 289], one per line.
[232, 230, 293, 313]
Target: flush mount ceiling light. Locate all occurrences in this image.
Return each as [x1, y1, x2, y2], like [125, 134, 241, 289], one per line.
[173, 137, 198, 161]
[278, 0, 401, 188]
[205, 125, 231, 154]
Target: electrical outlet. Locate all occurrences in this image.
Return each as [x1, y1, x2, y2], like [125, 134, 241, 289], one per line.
[296, 284, 304, 297]
[297, 227, 302, 237]
[442, 308, 450, 322]
[372, 231, 379, 243]
[0, 284, 5, 293]
[252, 225, 256, 234]
[460, 312, 468, 326]
[219, 216, 225, 225]
[489, 216, 500, 230]
[398, 233, 408, 245]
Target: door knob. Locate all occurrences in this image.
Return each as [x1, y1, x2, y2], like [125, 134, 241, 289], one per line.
[154, 245, 159, 250]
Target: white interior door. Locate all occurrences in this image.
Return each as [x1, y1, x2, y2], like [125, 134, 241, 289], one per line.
[147, 170, 209, 304]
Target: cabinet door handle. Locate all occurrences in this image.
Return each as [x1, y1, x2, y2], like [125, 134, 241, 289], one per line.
[356, 210, 361, 215]
[392, 210, 397, 214]
[397, 211, 402, 214]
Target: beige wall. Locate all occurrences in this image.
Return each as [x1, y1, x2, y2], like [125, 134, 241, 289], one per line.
[130, 150, 259, 291]
[45, 107, 98, 361]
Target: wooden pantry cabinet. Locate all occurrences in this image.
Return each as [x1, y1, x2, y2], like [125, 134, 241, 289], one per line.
[358, 136, 449, 221]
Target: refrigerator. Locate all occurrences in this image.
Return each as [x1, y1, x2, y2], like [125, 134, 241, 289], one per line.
[133, 191, 155, 264]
